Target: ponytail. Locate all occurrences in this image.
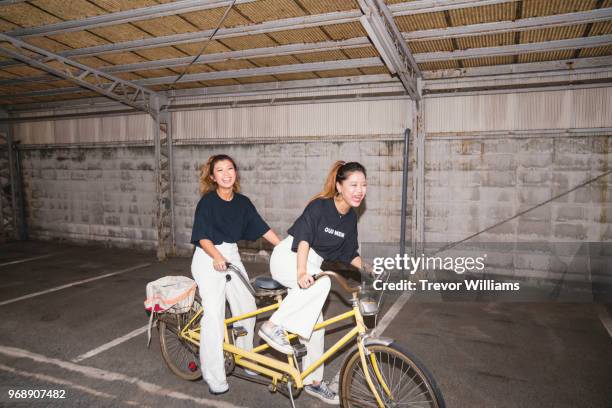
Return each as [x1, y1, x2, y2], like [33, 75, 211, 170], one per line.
[310, 161, 366, 202]
[199, 154, 241, 195]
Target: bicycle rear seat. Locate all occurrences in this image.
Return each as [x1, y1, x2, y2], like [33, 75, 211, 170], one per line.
[251, 276, 287, 298]
[254, 276, 286, 290]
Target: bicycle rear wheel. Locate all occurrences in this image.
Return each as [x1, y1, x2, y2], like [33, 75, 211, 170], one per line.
[339, 343, 445, 408]
[158, 297, 202, 381]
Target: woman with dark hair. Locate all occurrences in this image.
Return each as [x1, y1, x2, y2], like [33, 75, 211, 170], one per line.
[190, 154, 280, 395]
[259, 161, 367, 405]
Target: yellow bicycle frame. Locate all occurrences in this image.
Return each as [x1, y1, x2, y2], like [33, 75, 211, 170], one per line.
[179, 295, 389, 407]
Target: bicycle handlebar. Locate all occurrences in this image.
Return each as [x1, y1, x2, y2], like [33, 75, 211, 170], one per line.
[314, 271, 361, 294]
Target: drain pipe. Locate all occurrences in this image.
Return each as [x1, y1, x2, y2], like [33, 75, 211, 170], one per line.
[399, 128, 410, 280]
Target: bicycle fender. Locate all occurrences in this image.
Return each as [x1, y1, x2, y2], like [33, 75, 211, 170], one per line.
[363, 336, 394, 347]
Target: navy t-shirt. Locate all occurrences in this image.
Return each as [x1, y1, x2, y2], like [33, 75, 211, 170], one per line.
[287, 198, 359, 265]
[190, 191, 270, 247]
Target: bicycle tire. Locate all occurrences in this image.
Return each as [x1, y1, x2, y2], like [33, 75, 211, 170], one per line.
[158, 299, 202, 381]
[339, 342, 445, 408]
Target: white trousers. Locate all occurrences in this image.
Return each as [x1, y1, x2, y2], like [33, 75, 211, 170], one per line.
[269, 236, 331, 384]
[191, 244, 256, 389]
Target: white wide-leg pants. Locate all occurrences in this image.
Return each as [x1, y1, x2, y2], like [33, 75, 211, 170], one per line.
[191, 244, 256, 389]
[269, 236, 331, 384]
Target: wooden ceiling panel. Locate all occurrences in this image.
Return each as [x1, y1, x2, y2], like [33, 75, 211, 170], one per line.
[590, 21, 612, 36]
[449, 2, 517, 25]
[134, 68, 178, 78]
[521, 0, 598, 18]
[322, 22, 366, 40]
[219, 34, 277, 50]
[418, 60, 460, 70]
[343, 46, 379, 59]
[98, 52, 147, 65]
[268, 27, 330, 44]
[48, 31, 110, 49]
[29, 0, 105, 20]
[579, 45, 612, 57]
[180, 8, 249, 30]
[72, 56, 110, 69]
[236, 0, 305, 24]
[294, 50, 347, 63]
[0, 18, 19, 32]
[456, 32, 515, 50]
[297, 0, 359, 14]
[519, 25, 587, 43]
[135, 46, 187, 60]
[89, 24, 151, 42]
[175, 40, 231, 55]
[359, 66, 390, 75]
[88, 0, 159, 13]
[207, 59, 257, 71]
[25, 36, 72, 53]
[131, 15, 199, 37]
[2, 65, 46, 77]
[462, 55, 514, 67]
[0, 3, 61, 28]
[517, 50, 574, 63]
[180, 64, 215, 74]
[408, 39, 454, 53]
[250, 55, 301, 67]
[395, 13, 447, 31]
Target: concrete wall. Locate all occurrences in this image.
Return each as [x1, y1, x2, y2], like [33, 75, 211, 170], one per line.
[21, 147, 157, 249]
[422, 87, 612, 283]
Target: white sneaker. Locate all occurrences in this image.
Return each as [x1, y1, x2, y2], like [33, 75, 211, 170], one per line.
[208, 382, 229, 395]
[304, 381, 339, 405]
[258, 323, 294, 355]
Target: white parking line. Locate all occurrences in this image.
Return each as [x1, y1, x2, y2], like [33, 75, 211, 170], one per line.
[0, 252, 62, 268]
[73, 325, 149, 363]
[0, 263, 151, 307]
[0, 345, 245, 408]
[597, 305, 612, 338]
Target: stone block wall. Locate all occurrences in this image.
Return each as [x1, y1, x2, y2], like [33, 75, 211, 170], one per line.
[424, 134, 611, 282]
[21, 146, 157, 249]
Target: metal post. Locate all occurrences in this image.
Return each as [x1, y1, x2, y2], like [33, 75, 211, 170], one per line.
[399, 128, 410, 280]
[151, 95, 175, 260]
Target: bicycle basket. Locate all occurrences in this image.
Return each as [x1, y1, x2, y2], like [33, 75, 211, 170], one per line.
[144, 276, 197, 314]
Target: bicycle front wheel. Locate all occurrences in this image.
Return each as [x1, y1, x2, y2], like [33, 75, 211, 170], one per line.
[339, 343, 445, 408]
[158, 298, 202, 381]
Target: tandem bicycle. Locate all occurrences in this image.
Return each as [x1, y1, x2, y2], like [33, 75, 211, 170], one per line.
[156, 264, 445, 407]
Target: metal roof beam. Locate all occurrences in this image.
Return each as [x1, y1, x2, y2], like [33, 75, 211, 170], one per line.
[423, 55, 612, 79]
[12, 57, 386, 98]
[389, 0, 519, 16]
[6, 0, 257, 38]
[413, 34, 612, 62]
[358, 0, 420, 99]
[405, 7, 612, 41]
[0, 33, 156, 113]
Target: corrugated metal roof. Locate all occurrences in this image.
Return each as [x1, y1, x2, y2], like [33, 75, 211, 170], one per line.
[521, 0, 598, 18]
[0, 0, 610, 106]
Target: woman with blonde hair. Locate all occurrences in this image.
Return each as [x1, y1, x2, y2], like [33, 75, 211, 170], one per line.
[259, 161, 367, 405]
[191, 154, 280, 395]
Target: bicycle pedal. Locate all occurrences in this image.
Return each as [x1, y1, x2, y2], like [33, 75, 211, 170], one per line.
[292, 344, 307, 358]
[232, 326, 248, 338]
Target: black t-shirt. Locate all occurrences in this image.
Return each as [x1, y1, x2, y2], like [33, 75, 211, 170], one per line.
[287, 198, 359, 265]
[190, 191, 270, 247]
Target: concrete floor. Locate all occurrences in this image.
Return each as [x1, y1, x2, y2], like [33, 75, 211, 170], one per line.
[0, 240, 610, 408]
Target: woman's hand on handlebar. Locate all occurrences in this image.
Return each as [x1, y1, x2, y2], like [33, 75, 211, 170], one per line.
[297, 271, 314, 289]
[213, 257, 228, 271]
